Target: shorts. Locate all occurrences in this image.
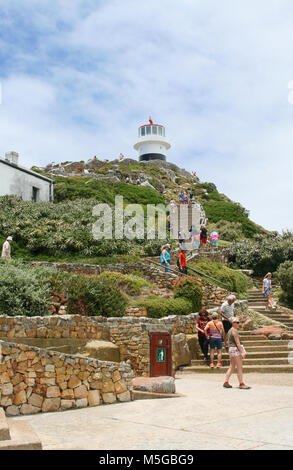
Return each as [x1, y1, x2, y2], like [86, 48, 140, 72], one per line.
[211, 240, 218, 247]
[200, 238, 207, 245]
[264, 289, 272, 297]
[223, 319, 232, 333]
[229, 345, 246, 357]
[209, 337, 222, 350]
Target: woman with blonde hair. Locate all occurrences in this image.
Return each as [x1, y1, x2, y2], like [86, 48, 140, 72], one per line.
[262, 272, 275, 311]
[223, 317, 250, 389]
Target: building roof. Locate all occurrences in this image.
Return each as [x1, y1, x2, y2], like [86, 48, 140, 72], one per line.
[0, 157, 54, 183]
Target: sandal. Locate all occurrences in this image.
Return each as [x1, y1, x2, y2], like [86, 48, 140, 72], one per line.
[239, 384, 251, 389]
[223, 382, 232, 388]
[210, 362, 214, 369]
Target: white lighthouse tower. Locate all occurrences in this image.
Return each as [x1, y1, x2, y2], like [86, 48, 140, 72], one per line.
[133, 117, 171, 162]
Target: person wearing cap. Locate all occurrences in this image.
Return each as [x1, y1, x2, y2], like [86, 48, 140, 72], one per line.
[160, 244, 171, 273]
[204, 312, 225, 368]
[223, 317, 251, 390]
[220, 295, 237, 346]
[1, 236, 12, 259]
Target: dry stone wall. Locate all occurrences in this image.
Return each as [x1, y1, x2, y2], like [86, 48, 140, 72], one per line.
[0, 339, 133, 417]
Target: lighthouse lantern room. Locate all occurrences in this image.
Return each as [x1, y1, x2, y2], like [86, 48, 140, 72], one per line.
[134, 117, 171, 162]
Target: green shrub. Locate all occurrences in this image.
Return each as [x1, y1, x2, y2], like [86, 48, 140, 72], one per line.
[208, 220, 244, 241]
[66, 275, 127, 317]
[99, 271, 151, 295]
[0, 261, 50, 316]
[276, 261, 293, 306]
[190, 259, 251, 294]
[135, 297, 193, 318]
[173, 277, 203, 311]
[202, 200, 258, 238]
[228, 235, 293, 276]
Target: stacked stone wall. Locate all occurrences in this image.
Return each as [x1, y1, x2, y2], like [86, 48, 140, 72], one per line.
[0, 339, 133, 417]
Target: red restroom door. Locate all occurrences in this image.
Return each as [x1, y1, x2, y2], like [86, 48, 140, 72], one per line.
[150, 332, 172, 377]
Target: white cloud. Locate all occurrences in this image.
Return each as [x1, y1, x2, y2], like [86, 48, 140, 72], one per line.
[0, 0, 293, 231]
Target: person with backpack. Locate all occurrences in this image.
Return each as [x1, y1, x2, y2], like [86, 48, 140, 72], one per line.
[204, 312, 225, 368]
[200, 225, 208, 248]
[177, 248, 187, 275]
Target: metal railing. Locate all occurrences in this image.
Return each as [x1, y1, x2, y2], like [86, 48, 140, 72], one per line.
[146, 258, 229, 289]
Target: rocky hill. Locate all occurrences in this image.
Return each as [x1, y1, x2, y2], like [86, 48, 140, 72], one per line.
[33, 156, 268, 241]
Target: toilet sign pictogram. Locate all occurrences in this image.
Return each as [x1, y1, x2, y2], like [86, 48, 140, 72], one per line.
[156, 348, 166, 362]
[150, 332, 172, 377]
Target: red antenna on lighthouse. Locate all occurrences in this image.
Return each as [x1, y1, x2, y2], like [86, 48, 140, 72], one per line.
[149, 116, 153, 125]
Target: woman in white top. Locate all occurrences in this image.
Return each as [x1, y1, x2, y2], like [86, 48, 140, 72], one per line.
[262, 272, 275, 311]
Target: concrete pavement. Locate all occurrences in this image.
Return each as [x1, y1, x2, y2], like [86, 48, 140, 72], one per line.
[8, 373, 293, 450]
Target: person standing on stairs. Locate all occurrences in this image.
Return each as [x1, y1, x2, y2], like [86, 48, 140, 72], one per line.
[220, 295, 237, 348]
[196, 309, 210, 363]
[178, 248, 188, 275]
[160, 244, 171, 273]
[262, 272, 275, 311]
[200, 225, 208, 248]
[223, 317, 251, 389]
[204, 312, 225, 368]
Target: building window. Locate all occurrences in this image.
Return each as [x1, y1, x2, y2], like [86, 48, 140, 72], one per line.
[152, 126, 157, 134]
[141, 126, 145, 136]
[162, 128, 165, 137]
[146, 126, 151, 135]
[32, 187, 40, 202]
[158, 127, 162, 135]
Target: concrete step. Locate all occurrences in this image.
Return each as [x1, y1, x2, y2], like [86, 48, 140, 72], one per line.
[196, 351, 289, 360]
[0, 408, 10, 441]
[192, 358, 291, 365]
[244, 345, 292, 352]
[179, 364, 293, 374]
[241, 340, 289, 346]
[0, 420, 42, 450]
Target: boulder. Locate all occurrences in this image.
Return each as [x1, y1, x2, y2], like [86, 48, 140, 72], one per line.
[186, 334, 201, 360]
[251, 326, 284, 337]
[172, 333, 191, 369]
[141, 181, 156, 191]
[132, 376, 175, 394]
[83, 340, 120, 362]
[268, 334, 282, 340]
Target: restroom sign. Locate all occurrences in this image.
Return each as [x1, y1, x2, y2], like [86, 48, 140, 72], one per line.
[156, 348, 166, 362]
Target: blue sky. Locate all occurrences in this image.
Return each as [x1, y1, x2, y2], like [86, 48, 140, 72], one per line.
[0, 0, 293, 232]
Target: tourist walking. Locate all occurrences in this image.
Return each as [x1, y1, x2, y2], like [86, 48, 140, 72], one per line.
[178, 248, 187, 275]
[205, 312, 225, 368]
[220, 295, 237, 347]
[1, 236, 12, 259]
[178, 227, 186, 247]
[223, 317, 251, 389]
[160, 244, 171, 273]
[262, 272, 275, 310]
[200, 225, 208, 248]
[210, 229, 219, 247]
[195, 309, 210, 362]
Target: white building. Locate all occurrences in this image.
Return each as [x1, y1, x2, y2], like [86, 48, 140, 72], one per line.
[133, 118, 171, 162]
[0, 152, 54, 202]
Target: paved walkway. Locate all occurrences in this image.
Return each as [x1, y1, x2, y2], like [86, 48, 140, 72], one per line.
[9, 373, 293, 450]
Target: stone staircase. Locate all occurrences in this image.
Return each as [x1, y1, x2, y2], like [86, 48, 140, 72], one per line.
[248, 288, 293, 333]
[0, 407, 42, 450]
[179, 287, 293, 374]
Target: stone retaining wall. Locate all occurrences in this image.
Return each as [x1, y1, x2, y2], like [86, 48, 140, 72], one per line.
[0, 339, 133, 417]
[0, 300, 248, 378]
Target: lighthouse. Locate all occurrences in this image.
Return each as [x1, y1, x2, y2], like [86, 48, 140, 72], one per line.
[134, 117, 171, 162]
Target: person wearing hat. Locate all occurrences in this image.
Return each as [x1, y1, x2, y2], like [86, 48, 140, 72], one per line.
[223, 317, 251, 390]
[160, 244, 171, 273]
[1, 236, 13, 259]
[204, 312, 225, 368]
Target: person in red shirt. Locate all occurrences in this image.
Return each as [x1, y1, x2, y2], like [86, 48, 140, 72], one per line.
[178, 249, 187, 275]
[195, 309, 210, 362]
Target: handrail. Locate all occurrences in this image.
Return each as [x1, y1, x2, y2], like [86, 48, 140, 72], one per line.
[146, 258, 229, 289]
